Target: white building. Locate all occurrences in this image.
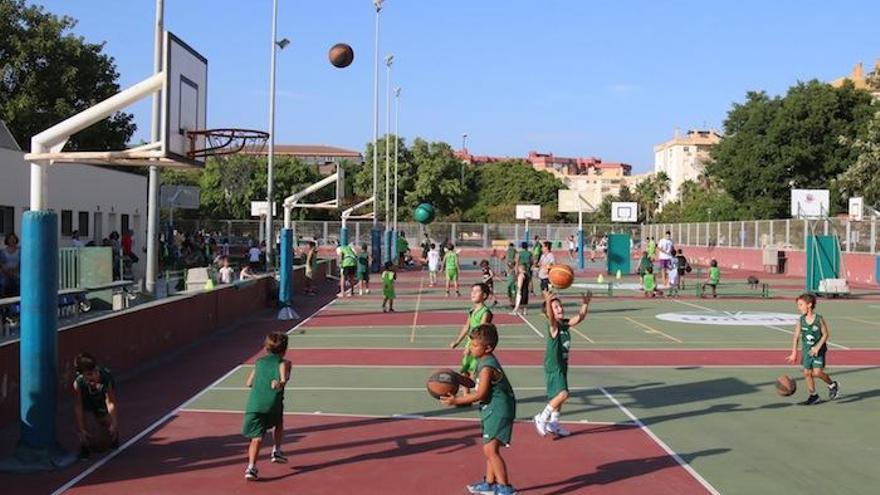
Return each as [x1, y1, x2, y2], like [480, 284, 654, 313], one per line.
[0, 120, 148, 279]
[653, 129, 722, 204]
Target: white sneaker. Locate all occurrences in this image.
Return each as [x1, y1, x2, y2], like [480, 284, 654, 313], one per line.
[533, 414, 548, 437]
[547, 422, 570, 437]
[365, 289, 370, 294]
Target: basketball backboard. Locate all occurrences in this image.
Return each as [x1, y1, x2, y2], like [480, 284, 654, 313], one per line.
[791, 189, 829, 219]
[160, 185, 200, 209]
[849, 197, 864, 221]
[251, 201, 278, 217]
[558, 190, 596, 213]
[162, 31, 208, 166]
[611, 202, 638, 222]
[516, 204, 541, 220]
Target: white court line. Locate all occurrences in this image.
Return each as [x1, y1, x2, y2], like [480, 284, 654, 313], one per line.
[599, 387, 721, 495]
[410, 273, 425, 342]
[518, 313, 547, 338]
[51, 299, 333, 495]
[668, 299, 850, 349]
[179, 408, 621, 426]
[210, 385, 590, 392]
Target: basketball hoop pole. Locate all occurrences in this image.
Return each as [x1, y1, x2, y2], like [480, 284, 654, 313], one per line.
[577, 201, 585, 270]
[145, 0, 164, 296]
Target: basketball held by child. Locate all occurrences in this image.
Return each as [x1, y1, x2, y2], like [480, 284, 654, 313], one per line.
[427, 369, 474, 399]
[329, 43, 354, 68]
[776, 375, 796, 396]
[548, 264, 575, 290]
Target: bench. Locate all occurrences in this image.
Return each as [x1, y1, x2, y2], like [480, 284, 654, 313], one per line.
[697, 282, 770, 298]
[0, 288, 89, 337]
[83, 280, 139, 310]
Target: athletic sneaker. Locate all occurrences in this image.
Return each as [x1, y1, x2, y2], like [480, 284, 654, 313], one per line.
[547, 422, 571, 437]
[244, 466, 259, 481]
[494, 484, 518, 495]
[533, 414, 548, 437]
[828, 381, 840, 400]
[271, 449, 288, 464]
[799, 394, 821, 406]
[466, 479, 496, 495]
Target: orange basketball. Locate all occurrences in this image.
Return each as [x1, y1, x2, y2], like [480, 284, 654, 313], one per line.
[426, 369, 460, 399]
[775, 375, 796, 396]
[548, 264, 575, 289]
[329, 43, 354, 68]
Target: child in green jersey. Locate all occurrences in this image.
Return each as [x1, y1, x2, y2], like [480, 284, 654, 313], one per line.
[72, 353, 119, 459]
[701, 259, 721, 297]
[357, 242, 371, 295]
[242, 332, 292, 481]
[450, 283, 493, 392]
[381, 261, 397, 312]
[441, 324, 518, 495]
[642, 265, 659, 297]
[505, 261, 517, 308]
[443, 243, 461, 297]
[786, 293, 840, 405]
[534, 291, 591, 437]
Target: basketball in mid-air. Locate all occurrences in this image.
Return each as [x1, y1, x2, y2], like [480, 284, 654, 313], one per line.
[329, 43, 354, 68]
[548, 264, 575, 290]
[413, 203, 436, 225]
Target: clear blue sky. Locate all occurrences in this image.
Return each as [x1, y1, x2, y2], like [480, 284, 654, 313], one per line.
[33, 0, 880, 173]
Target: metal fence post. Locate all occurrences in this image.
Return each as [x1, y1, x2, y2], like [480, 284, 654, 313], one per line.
[804, 219, 808, 249]
[785, 219, 790, 246]
[355, 221, 361, 244]
[769, 221, 774, 246]
[872, 217, 876, 254]
[740, 221, 745, 248]
[483, 224, 489, 248]
[845, 220, 851, 252]
[451, 223, 457, 243]
[323, 221, 328, 242]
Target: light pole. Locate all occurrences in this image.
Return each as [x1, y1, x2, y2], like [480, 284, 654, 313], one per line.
[370, 0, 383, 272]
[384, 54, 394, 263]
[461, 132, 468, 185]
[145, 0, 164, 295]
[393, 86, 401, 261]
[266, 0, 289, 272]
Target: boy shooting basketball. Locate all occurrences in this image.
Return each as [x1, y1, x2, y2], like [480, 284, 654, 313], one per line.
[786, 293, 840, 405]
[441, 324, 518, 495]
[242, 332, 292, 480]
[534, 290, 591, 437]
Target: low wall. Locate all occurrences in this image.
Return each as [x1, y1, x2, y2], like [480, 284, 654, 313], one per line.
[678, 246, 877, 286]
[0, 276, 277, 427]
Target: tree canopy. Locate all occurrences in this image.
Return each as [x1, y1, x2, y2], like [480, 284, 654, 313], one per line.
[0, 0, 135, 151]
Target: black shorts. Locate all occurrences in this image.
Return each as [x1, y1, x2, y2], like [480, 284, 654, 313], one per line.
[540, 278, 550, 291]
[343, 266, 356, 278]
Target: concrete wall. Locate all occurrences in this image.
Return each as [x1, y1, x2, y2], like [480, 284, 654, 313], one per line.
[0, 147, 148, 279]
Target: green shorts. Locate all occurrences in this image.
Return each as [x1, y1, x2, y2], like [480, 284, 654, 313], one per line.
[383, 287, 395, 299]
[460, 351, 477, 375]
[545, 368, 569, 398]
[446, 269, 459, 281]
[802, 349, 827, 369]
[242, 409, 282, 439]
[507, 282, 516, 298]
[481, 403, 515, 445]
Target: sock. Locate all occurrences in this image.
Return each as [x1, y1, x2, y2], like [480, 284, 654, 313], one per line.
[550, 410, 560, 424]
[247, 463, 255, 470]
[539, 404, 554, 422]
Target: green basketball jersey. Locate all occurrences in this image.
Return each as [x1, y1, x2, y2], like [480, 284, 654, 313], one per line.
[475, 354, 516, 411]
[518, 250, 532, 268]
[545, 318, 571, 373]
[75, 367, 115, 414]
[341, 245, 357, 268]
[382, 270, 395, 289]
[445, 251, 458, 270]
[245, 354, 285, 414]
[469, 305, 492, 330]
[800, 314, 825, 351]
[709, 267, 720, 283]
[506, 246, 516, 262]
[643, 273, 656, 291]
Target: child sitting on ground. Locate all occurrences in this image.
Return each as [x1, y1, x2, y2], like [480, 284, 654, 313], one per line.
[643, 266, 661, 297]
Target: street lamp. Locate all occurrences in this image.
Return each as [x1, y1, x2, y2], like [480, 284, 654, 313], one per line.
[461, 132, 468, 185]
[384, 54, 394, 263]
[265, 0, 289, 271]
[370, 0, 383, 272]
[393, 86, 401, 237]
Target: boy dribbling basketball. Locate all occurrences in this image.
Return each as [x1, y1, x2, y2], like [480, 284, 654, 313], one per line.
[786, 293, 840, 405]
[242, 332, 292, 480]
[441, 324, 518, 495]
[534, 290, 591, 437]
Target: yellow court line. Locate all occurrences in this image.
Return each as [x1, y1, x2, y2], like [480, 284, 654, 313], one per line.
[845, 316, 880, 327]
[624, 316, 684, 343]
[571, 327, 596, 343]
[410, 273, 425, 342]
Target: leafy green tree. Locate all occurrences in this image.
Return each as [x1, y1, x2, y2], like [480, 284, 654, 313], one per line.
[657, 180, 741, 222]
[467, 160, 566, 223]
[707, 81, 876, 218]
[837, 110, 880, 208]
[0, 0, 135, 150]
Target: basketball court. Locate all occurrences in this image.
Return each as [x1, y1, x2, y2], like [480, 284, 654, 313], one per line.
[27, 260, 880, 494]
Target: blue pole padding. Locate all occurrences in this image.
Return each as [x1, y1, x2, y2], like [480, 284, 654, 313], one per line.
[577, 229, 585, 270]
[339, 226, 349, 248]
[370, 228, 382, 272]
[524, 229, 531, 246]
[390, 230, 398, 263]
[19, 211, 59, 449]
[278, 229, 293, 307]
[384, 230, 393, 264]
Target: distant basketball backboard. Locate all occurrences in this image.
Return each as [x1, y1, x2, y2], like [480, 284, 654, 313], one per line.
[516, 204, 541, 220]
[791, 189, 829, 219]
[160, 185, 200, 209]
[251, 201, 278, 217]
[558, 190, 597, 213]
[611, 202, 638, 223]
[162, 31, 208, 166]
[849, 197, 864, 221]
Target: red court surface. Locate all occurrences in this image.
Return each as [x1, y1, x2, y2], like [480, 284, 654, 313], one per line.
[273, 348, 880, 367]
[304, 310, 523, 327]
[61, 412, 716, 495]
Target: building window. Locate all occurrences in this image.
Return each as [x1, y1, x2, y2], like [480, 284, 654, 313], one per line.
[0, 206, 14, 235]
[78, 211, 90, 237]
[683, 146, 690, 152]
[121, 214, 130, 234]
[61, 210, 73, 236]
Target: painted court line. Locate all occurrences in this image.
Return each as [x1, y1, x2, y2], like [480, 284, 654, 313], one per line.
[52, 300, 333, 495]
[599, 387, 721, 495]
[410, 273, 425, 342]
[845, 316, 880, 327]
[518, 313, 549, 338]
[624, 316, 683, 343]
[210, 385, 593, 392]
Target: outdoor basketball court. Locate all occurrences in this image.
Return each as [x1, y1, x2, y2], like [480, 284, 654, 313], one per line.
[43, 261, 880, 494]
